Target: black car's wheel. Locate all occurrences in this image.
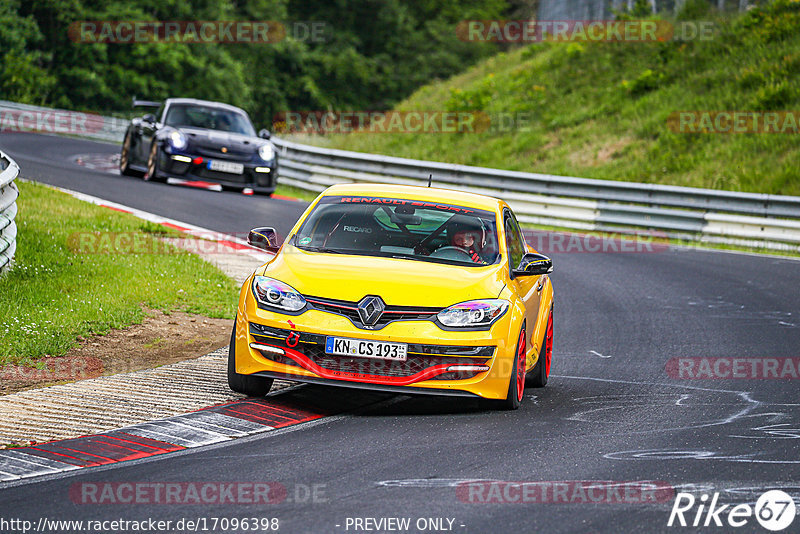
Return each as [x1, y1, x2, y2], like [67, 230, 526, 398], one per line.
[143, 141, 163, 182]
[119, 131, 139, 176]
[227, 320, 274, 397]
[484, 322, 526, 411]
[527, 306, 553, 388]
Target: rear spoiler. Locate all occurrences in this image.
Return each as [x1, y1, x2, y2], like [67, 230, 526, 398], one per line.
[132, 96, 161, 108]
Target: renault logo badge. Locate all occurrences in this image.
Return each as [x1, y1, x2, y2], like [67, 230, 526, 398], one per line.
[357, 296, 385, 326]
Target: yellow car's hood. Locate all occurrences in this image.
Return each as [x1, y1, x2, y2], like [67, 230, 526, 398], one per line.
[261, 245, 506, 307]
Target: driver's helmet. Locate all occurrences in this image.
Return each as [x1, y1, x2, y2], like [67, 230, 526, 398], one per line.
[217, 114, 232, 131]
[452, 230, 479, 250]
[448, 216, 486, 252]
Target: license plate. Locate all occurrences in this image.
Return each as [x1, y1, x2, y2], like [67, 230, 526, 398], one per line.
[207, 159, 244, 174]
[325, 336, 407, 361]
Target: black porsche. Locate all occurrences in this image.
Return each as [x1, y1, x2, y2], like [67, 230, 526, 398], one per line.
[119, 98, 278, 194]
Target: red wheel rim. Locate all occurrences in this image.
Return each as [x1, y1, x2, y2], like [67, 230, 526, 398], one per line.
[516, 328, 526, 402]
[545, 310, 553, 377]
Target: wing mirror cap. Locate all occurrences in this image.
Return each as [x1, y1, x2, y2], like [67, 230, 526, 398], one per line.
[248, 227, 280, 253]
[513, 252, 553, 276]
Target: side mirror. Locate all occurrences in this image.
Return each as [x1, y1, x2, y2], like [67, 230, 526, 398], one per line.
[258, 129, 271, 139]
[248, 227, 280, 253]
[513, 252, 553, 276]
[143, 113, 157, 124]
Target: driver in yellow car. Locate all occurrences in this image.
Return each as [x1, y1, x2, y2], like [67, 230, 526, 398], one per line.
[451, 230, 484, 264]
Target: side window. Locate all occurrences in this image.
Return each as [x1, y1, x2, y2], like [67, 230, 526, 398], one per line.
[156, 103, 166, 123]
[504, 212, 526, 271]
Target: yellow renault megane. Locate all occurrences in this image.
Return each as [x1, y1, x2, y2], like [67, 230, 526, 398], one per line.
[229, 183, 554, 409]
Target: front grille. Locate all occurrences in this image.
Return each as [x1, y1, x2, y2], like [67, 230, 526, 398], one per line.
[305, 296, 441, 329]
[193, 146, 254, 159]
[191, 167, 274, 188]
[195, 167, 250, 184]
[249, 323, 493, 381]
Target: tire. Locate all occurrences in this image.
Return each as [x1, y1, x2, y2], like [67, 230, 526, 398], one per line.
[527, 306, 553, 388]
[119, 131, 139, 176]
[143, 141, 163, 182]
[227, 320, 274, 397]
[485, 322, 526, 411]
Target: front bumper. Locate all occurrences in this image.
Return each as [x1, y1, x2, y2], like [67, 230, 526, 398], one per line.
[235, 290, 521, 400]
[158, 150, 277, 193]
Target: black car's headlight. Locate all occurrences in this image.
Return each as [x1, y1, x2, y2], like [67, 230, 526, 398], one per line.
[168, 130, 187, 150]
[437, 299, 509, 328]
[258, 143, 275, 161]
[252, 276, 306, 312]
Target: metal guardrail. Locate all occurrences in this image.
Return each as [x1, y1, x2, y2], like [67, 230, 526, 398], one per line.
[271, 137, 800, 250]
[0, 151, 20, 273]
[2, 99, 798, 250]
[0, 100, 128, 143]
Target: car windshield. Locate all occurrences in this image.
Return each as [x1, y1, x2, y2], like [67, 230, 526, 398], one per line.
[294, 195, 501, 267]
[164, 104, 256, 136]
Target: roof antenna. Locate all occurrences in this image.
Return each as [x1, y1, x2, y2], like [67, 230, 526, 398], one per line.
[427, 174, 432, 187]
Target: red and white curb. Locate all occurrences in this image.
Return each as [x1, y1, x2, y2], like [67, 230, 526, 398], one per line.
[46, 183, 273, 263]
[164, 178, 304, 201]
[0, 397, 325, 482]
[0, 387, 386, 483]
[165, 177, 223, 192]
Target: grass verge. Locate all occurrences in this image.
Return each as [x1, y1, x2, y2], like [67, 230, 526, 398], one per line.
[0, 181, 239, 367]
[273, 183, 318, 202]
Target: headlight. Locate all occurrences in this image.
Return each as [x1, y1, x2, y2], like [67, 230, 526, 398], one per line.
[437, 299, 509, 328]
[258, 143, 274, 161]
[168, 130, 187, 150]
[252, 276, 306, 312]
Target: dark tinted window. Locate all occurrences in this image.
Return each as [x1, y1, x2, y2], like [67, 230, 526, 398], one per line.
[504, 212, 526, 270]
[164, 104, 255, 136]
[294, 196, 500, 267]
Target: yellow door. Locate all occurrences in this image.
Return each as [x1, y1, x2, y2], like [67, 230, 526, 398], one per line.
[503, 211, 542, 364]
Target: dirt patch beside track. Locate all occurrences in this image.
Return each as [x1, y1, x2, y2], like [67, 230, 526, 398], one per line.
[0, 310, 232, 395]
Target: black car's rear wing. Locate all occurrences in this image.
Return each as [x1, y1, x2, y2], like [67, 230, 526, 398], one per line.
[132, 96, 161, 108]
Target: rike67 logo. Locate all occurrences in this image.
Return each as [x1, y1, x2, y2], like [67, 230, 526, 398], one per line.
[668, 490, 796, 531]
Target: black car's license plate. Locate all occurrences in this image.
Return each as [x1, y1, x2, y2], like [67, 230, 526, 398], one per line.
[207, 160, 244, 174]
